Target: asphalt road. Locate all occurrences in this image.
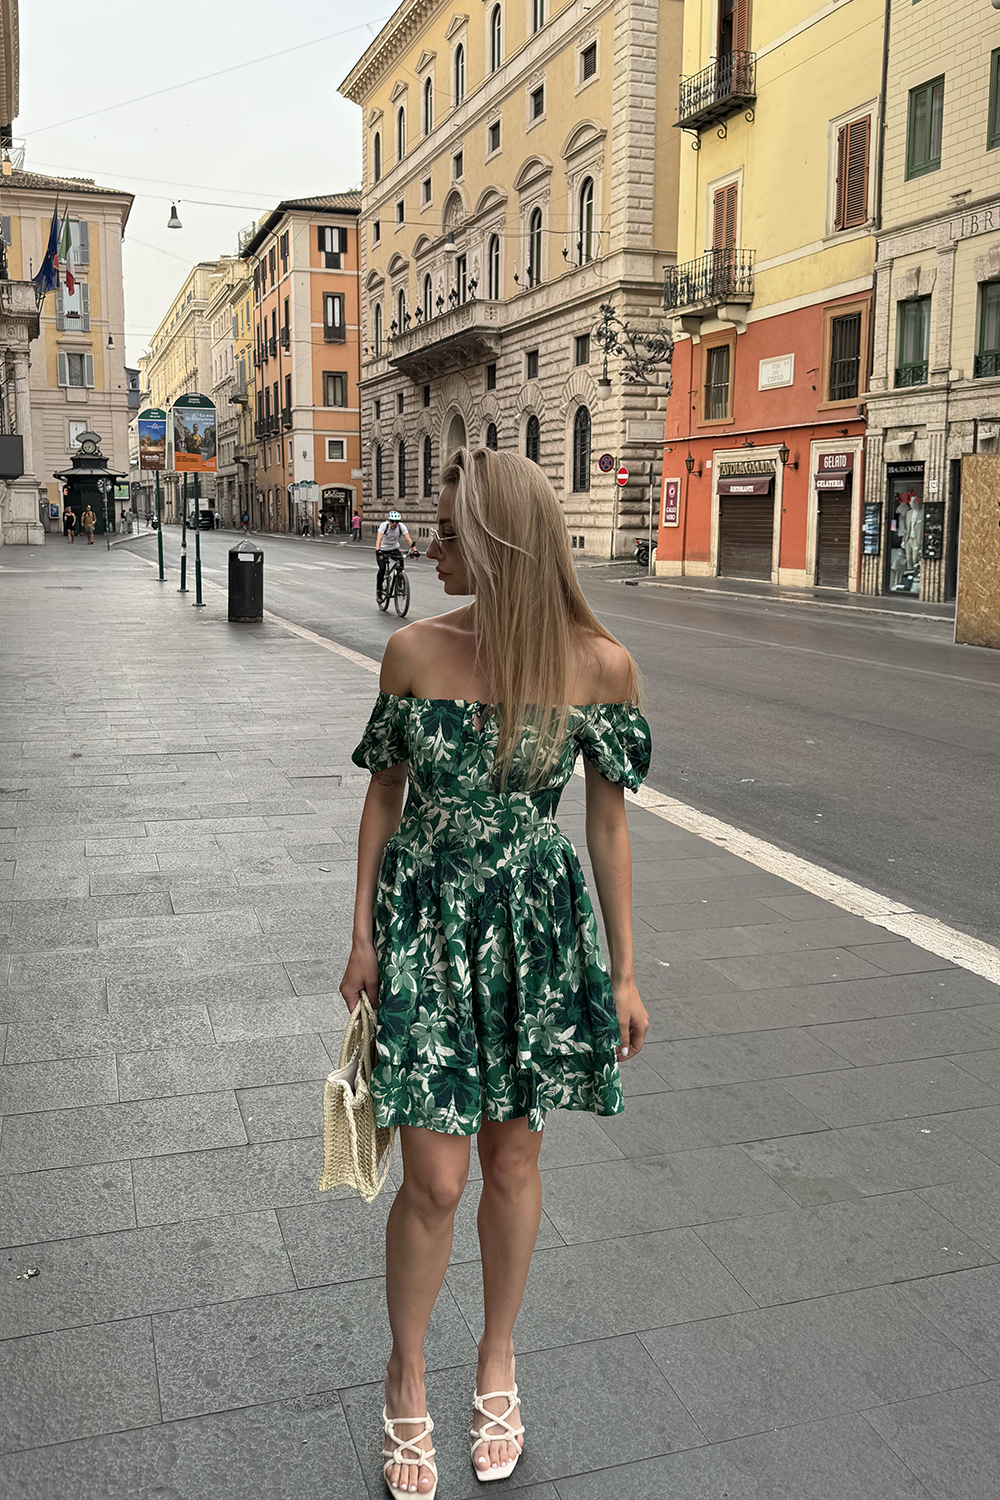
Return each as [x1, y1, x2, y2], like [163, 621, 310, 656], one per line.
[128, 528, 1000, 948]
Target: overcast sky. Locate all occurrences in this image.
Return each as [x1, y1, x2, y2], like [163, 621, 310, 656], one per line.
[18, 0, 391, 367]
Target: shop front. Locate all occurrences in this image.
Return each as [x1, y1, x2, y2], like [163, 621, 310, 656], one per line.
[715, 461, 777, 581]
[813, 452, 854, 589]
[322, 485, 355, 535]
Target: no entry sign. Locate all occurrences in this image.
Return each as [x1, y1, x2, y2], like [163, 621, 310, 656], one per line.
[616, 465, 629, 487]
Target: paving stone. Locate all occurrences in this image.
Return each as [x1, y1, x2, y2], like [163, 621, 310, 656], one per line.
[0, 1211, 293, 1337]
[640, 1284, 983, 1443]
[697, 1193, 991, 1305]
[237, 1080, 323, 1142]
[846, 941, 957, 975]
[919, 1166, 1000, 1254]
[901, 1263, 1000, 1379]
[0, 1093, 246, 1173]
[731, 916, 899, 953]
[779, 1059, 1000, 1127]
[0, 1162, 136, 1247]
[706, 947, 885, 991]
[631, 956, 742, 1001]
[2, 911, 98, 951]
[3, 1007, 213, 1064]
[340, 1336, 704, 1497]
[541, 1146, 794, 1242]
[211, 993, 340, 1042]
[554, 1413, 933, 1499]
[740, 1119, 999, 1205]
[0, 1055, 118, 1114]
[97, 910, 264, 947]
[536, 1108, 626, 1168]
[638, 927, 768, 961]
[152, 1278, 477, 1420]
[0, 1395, 371, 1500]
[644, 1026, 847, 1089]
[118, 1033, 330, 1100]
[811, 1011, 1000, 1067]
[0, 1318, 160, 1454]
[108, 964, 294, 1011]
[6, 945, 190, 991]
[864, 1381, 1000, 1500]
[594, 1080, 827, 1156]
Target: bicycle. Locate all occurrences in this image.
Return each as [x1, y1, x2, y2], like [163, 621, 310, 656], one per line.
[377, 550, 411, 616]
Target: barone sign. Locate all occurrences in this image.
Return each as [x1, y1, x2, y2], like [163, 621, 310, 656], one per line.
[717, 459, 777, 477]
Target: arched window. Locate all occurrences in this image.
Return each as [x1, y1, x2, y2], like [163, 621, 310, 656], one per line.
[423, 274, 434, 321]
[423, 76, 434, 135]
[572, 405, 591, 492]
[487, 234, 500, 299]
[578, 177, 595, 265]
[525, 414, 540, 464]
[396, 288, 407, 331]
[397, 440, 407, 497]
[485, 421, 498, 450]
[454, 44, 466, 105]
[375, 443, 384, 499]
[373, 303, 383, 357]
[373, 131, 382, 183]
[528, 208, 543, 287]
[396, 106, 406, 159]
[423, 435, 433, 496]
[490, 5, 502, 71]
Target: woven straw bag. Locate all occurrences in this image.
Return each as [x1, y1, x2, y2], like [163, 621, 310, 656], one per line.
[319, 994, 395, 1202]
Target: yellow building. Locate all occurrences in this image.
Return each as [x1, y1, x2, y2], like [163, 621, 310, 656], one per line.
[231, 227, 256, 527]
[341, 0, 683, 553]
[658, 0, 883, 591]
[2, 167, 133, 536]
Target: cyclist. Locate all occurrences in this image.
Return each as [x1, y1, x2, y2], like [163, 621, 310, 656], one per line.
[375, 509, 414, 601]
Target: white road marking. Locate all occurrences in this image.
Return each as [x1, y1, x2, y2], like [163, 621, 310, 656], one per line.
[128, 544, 1000, 986]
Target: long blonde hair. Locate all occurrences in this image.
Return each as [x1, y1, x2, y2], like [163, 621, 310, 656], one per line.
[440, 446, 640, 784]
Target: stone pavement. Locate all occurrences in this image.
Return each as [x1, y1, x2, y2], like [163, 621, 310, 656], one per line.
[2, 543, 1000, 1499]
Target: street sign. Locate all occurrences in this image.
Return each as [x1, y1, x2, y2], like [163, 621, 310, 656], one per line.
[137, 408, 167, 471]
[616, 465, 629, 487]
[171, 394, 217, 473]
[598, 453, 615, 473]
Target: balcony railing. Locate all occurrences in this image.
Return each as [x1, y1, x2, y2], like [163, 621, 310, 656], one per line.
[973, 350, 1000, 379]
[677, 51, 756, 132]
[894, 361, 928, 388]
[323, 323, 347, 343]
[281, 407, 293, 429]
[268, 335, 277, 357]
[388, 297, 504, 379]
[664, 247, 755, 313]
[279, 327, 290, 350]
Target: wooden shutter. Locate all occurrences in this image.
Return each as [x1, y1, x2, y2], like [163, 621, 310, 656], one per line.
[1, 215, 10, 244]
[713, 183, 738, 250]
[733, 0, 751, 51]
[77, 221, 90, 264]
[838, 116, 870, 229]
[55, 286, 65, 330]
[84, 354, 95, 388]
[80, 282, 90, 330]
[339, 226, 349, 254]
[57, 351, 68, 386]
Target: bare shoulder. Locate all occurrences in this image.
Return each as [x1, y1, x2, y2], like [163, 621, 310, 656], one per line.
[576, 632, 635, 704]
[379, 614, 465, 695]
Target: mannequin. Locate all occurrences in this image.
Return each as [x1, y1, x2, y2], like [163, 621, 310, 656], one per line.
[902, 495, 924, 571]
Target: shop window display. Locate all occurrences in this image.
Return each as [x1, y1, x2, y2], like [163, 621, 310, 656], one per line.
[886, 464, 924, 594]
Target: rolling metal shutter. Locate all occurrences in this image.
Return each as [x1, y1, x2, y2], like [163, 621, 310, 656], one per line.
[816, 493, 852, 588]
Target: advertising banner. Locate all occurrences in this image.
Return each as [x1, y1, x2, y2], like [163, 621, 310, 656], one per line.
[171, 394, 217, 473]
[137, 408, 167, 471]
[661, 477, 680, 527]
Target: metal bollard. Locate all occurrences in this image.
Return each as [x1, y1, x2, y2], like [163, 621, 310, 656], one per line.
[228, 540, 263, 622]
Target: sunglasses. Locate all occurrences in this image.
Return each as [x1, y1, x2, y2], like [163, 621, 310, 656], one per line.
[430, 529, 459, 546]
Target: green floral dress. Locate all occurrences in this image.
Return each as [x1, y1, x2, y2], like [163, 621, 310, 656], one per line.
[352, 695, 652, 1136]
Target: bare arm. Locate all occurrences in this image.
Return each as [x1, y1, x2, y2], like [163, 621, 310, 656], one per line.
[584, 760, 649, 1058]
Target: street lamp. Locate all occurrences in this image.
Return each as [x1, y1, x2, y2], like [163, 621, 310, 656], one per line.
[592, 301, 674, 391]
[684, 453, 695, 474]
[167, 203, 183, 230]
[778, 442, 790, 467]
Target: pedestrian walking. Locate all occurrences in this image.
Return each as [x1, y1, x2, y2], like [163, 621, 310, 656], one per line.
[340, 447, 651, 1500]
[63, 506, 76, 543]
[352, 510, 362, 543]
[80, 505, 97, 544]
[241, 512, 250, 534]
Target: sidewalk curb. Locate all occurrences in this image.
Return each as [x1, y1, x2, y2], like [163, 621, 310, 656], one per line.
[624, 576, 954, 624]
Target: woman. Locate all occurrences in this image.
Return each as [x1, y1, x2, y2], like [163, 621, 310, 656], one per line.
[80, 504, 97, 544]
[63, 505, 77, 543]
[340, 448, 650, 1500]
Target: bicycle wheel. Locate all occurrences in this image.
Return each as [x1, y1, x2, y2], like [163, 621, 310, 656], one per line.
[394, 572, 411, 617]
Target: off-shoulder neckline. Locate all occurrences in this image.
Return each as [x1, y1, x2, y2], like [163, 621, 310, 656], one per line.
[378, 693, 640, 710]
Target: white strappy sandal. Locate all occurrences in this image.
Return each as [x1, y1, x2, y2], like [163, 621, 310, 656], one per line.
[470, 1385, 525, 1483]
[382, 1406, 438, 1499]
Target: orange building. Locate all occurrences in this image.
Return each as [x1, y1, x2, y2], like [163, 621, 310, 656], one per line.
[242, 192, 362, 534]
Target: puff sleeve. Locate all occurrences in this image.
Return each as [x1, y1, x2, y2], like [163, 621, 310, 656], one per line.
[351, 692, 408, 773]
[575, 702, 652, 793]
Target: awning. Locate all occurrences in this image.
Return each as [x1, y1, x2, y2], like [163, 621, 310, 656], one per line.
[717, 475, 773, 496]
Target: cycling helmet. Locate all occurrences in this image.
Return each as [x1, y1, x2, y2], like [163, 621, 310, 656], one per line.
[388, 510, 401, 522]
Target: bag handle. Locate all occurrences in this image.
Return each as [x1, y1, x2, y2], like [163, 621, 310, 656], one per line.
[338, 991, 378, 1073]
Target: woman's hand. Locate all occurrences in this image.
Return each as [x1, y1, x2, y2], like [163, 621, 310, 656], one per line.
[613, 978, 649, 1061]
[340, 939, 379, 1013]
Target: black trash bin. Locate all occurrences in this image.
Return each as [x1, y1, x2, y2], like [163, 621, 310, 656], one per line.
[229, 540, 263, 622]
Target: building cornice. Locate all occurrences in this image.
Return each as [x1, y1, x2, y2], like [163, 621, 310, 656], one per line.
[340, 0, 443, 104]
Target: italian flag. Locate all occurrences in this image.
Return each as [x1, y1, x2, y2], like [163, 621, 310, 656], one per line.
[57, 213, 75, 295]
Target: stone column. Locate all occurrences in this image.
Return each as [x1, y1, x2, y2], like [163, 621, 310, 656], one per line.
[3, 349, 45, 546]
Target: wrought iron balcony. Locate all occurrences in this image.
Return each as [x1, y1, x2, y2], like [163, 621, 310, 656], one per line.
[268, 335, 277, 357]
[677, 52, 756, 132]
[281, 406, 293, 430]
[279, 327, 290, 350]
[894, 361, 928, 388]
[973, 350, 1000, 379]
[389, 298, 503, 380]
[664, 248, 755, 315]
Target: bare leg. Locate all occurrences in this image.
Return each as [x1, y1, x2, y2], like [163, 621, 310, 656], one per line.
[473, 1116, 544, 1474]
[384, 1124, 471, 1494]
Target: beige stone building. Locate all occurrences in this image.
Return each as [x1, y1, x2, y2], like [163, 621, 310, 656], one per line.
[340, 0, 682, 552]
[2, 167, 133, 537]
[863, 0, 1000, 602]
[208, 256, 250, 526]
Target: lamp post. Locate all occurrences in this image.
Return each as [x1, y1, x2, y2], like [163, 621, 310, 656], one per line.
[97, 478, 111, 551]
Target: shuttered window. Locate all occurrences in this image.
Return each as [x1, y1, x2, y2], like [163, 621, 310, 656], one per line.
[318, 226, 349, 268]
[718, 0, 751, 55]
[704, 343, 731, 420]
[397, 441, 407, 497]
[835, 117, 870, 231]
[906, 76, 944, 179]
[423, 435, 433, 495]
[712, 183, 738, 250]
[72, 220, 90, 265]
[375, 444, 384, 499]
[57, 352, 94, 388]
[55, 281, 90, 331]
